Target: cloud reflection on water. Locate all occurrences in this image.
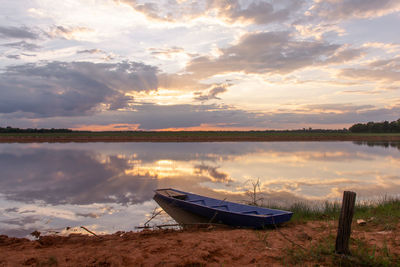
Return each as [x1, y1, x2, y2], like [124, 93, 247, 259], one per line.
[0, 148, 158, 205]
[1, 141, 400, 204]
[0, 141, 399, 237]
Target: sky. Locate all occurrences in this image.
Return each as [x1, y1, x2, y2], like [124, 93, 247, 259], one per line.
[0, 0, 400, 131]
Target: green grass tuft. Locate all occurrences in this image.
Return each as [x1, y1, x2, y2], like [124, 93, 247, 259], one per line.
[266, 197, 400, 227]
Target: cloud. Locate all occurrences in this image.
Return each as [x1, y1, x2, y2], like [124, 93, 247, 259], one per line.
[158, 72, 208, 91]
[77, 48, 105, 54]
[324, 46, 365, 64]
[300, 103, 375, 113]
[0, 61, 158, 117]
[208, 0, 304, 25]
[1, 41, 41, 51]
[194, 84, 228, 101]
[126, 103, 265, 129]
[0, 103, 265, 129]
[1, 216, 40, 227]
[339, 57, 400, 82]
[149, 46, 184, 55]
[76, 212, 101, 218]
[116, 0, 304, 25]
[128, 102, 400, 129]
[294, 23, 346, 40]
[12, 101, 399, 131]
[363, 42, 400, 54]
[47, 25, 93, 40]
[117, 0, 169, 21]
[21, 53, 36, 57]
[0, 26, 39, 39]
[5, 55, 20, 59]
[186, 31, 341, 76]
[307, 0, 400, 21]
[340, 68, 400, 83]
[76, 49, 116, 61]
[4, 207, 19, 213]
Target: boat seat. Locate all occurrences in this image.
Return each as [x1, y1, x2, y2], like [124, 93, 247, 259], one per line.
[211, 205, 229, 211]
[189, 199, 206, 205]
[241, 211, 259, 215]
[241, 211, 275, 217]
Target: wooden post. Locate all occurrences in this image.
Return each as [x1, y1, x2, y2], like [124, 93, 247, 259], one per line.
[335, 191, 356, 255]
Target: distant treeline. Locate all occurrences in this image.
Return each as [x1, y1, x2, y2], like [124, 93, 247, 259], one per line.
[0, 126, 72, 133]
[268, 129, 349, 133]
[349, 119, 400, 133]
[0, 127, 349, 134]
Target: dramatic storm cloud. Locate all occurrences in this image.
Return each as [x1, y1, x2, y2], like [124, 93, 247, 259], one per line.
[0, 61, 158, 117]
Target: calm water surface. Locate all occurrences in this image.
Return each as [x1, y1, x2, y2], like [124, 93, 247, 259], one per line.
[1, 141, 399, 237]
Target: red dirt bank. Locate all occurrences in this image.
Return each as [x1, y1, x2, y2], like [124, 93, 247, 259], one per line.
[1, 221, 399, 266]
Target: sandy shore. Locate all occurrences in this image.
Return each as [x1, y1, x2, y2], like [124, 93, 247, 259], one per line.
[1, 221, 399, 266]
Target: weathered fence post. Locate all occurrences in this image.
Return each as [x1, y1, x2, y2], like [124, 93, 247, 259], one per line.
[335, 191, 356, 255]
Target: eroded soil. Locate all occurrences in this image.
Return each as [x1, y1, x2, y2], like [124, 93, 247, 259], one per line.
[1, 221, 399, 266]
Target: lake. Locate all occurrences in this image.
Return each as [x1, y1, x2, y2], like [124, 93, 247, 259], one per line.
[1, 141, 399, 237]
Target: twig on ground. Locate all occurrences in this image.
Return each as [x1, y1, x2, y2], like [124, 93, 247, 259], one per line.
[80, 226, 100, 238]
[271, 217, 306, 251]
[135, 222, 232, 230]
[136, 223, 180, 229]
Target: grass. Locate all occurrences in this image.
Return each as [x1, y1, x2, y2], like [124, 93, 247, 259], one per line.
[288, 201, 342, 223]
[354, 197, 400, 230]
[270, 198, 400, 266]
[265, 197, 400, 225]
[282, 233, 336, 266]
[282, 235, 399, 266]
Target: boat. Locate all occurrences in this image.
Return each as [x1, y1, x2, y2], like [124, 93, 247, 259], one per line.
[153, 188, 293, 228]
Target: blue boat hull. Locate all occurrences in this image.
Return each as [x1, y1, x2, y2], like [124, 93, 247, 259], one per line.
[153, 189, 293, 228]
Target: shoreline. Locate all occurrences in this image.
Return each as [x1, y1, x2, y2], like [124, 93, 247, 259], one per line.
[1, 196, 399, 265]
[1, 132, 400, 143]
[1, 221, 399, 266]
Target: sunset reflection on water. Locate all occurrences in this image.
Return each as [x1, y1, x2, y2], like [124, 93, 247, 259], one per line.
[0, 141, 399, 237]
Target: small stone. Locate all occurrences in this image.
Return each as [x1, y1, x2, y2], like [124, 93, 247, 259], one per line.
[357, 219, 366, 226]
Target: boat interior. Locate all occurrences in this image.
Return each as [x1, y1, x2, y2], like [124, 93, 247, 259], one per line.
[155, 188, 287, 216]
